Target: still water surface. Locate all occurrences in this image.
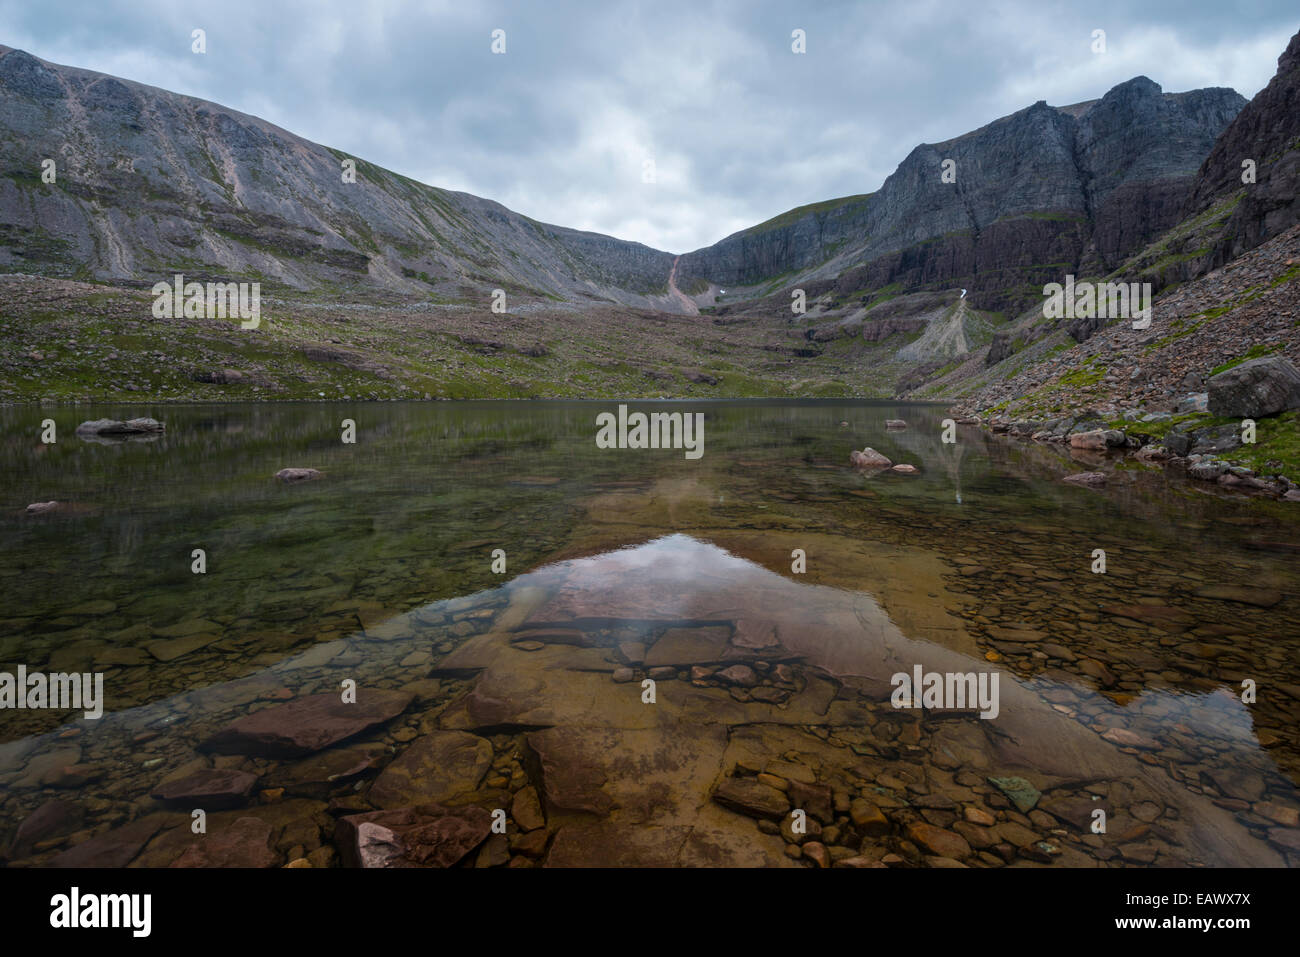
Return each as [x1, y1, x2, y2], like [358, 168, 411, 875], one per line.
[1, 401, 1297, 866]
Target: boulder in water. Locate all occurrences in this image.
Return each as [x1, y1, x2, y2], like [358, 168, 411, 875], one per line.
[275, 468, 324, 483]
[850, 448, 892, 469]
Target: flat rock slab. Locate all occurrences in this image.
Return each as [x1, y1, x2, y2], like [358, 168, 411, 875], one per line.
[150, 768, 258, 809]
[527, 724, 730, 825]
[1101, 603, 1196, 632]
[988, 775, 1041, 813]
[263, 743, 388, 798]
[644, 626, 732, 666]
[50, 815, 173, 868]
[1193, 585, 1283, 608]
[368, 731, 493, 808]
[146, 632, 223, 661]
[731, 618, 779, 649]
[151, 618, 222, 638]
[545, 823, 692, 867]
[12, 799, 86, 858]
[713, 776, 791, 820]
[199, 689, 413, 758]
[275, 468, 324, 483]
[171, 816, 278, 868]
[335, 804, 492, 868]
[1062, 471, 1108, 487]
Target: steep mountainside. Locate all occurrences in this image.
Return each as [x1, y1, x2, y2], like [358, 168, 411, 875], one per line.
[3, 31, 1292, 407]
[0, 45, 678, 309]
[896, 29, 1300, 485]
[1186, 29, 1300, 265]
[678, 80, 1244, 316]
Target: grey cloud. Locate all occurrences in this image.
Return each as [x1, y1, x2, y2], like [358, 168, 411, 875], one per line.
[1, 0, 1294, 251]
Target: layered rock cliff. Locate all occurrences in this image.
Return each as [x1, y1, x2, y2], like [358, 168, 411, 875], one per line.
[678, 79, 1244, 315]
[1186, 29, 1300, 264]
[0, 43, 1255, 326]
[0, 45, 677, 308]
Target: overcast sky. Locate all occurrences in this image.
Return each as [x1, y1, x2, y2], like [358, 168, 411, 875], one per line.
[2, 1, 1295, 253]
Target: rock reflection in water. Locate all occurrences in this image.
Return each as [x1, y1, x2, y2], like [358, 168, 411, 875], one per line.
[1, 534, 1294, 868]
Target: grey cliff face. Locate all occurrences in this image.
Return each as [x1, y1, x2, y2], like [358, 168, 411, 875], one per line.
[0, 45, 678, 309]
[677, 79, 1244, 314]
[0, 43, 1249, 319]
[1187, 29, 1300, 266]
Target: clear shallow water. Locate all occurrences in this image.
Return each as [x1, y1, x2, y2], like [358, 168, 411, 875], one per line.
[1, 400, 1298, 867]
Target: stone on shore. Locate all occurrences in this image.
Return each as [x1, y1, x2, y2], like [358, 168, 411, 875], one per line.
[1208, 356, 1300, 417]
[1068, 429, 1125, 450]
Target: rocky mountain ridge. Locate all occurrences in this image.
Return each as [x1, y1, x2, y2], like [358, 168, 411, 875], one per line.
[0, 43, 1249, 322]
[0, 44, 678, 310]
[677, 79, 1245, 318]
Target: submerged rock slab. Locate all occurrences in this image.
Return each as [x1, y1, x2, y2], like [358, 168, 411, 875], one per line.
[199, 689, 412, 758]
[275, 467, 324, 483]
[170, 816, 278, 868]
[150, 768, 258, 809]
[335, 805, 492, 868]
[368, 731, 493, 808]
[49, 814, 174, 868]
[1193, 584, 1283, 607]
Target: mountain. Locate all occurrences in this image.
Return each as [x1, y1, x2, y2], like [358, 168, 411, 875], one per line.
[911, 27, 1300, 458]
[1186, 28, 1300, 265]
[0, 38, 1279, 404]
[1, 43, 1246, 320]
[0, 44, 677, 310]
[677, 79, 1245, 316]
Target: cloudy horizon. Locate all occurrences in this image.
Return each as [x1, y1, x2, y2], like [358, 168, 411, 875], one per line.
[2, 0, 1295, 253]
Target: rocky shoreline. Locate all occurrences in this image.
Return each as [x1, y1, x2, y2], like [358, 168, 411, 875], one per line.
[951, 355, 1300, 502]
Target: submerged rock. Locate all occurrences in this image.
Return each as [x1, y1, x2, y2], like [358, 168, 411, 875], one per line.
[171, 816, 278, 868]
[988, 775, 1041, 813]
[11, 798, 85, 858]
[150, 768, 258, 809]
[713, 776, 790, 820]
[367, 731, 493, 808]
[1062, 471, 1107, 487]
[275, 467, 324, 483]
[1193, 585, 1282, 607]
[198, 689, 413, 757]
